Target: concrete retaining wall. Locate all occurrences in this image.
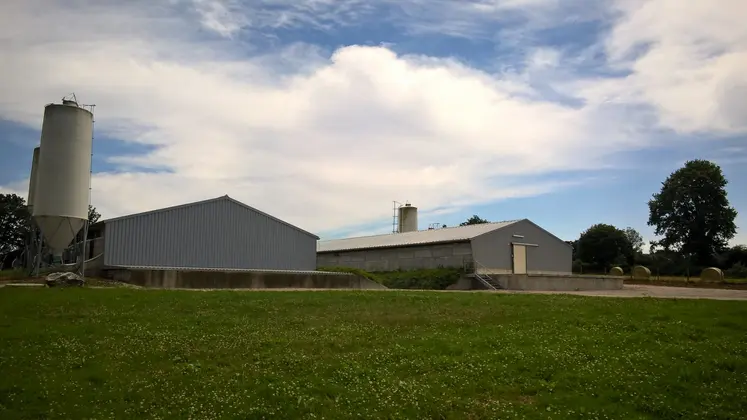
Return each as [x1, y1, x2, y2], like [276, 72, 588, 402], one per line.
[105, 269, 388, 290]
[446, 275, 487, 290]
[447, 274, 623, 291]
[495, 274, 624, 291]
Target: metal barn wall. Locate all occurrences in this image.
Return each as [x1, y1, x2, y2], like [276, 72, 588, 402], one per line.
[103, 199, 317, 270]
[317, 241, 473, 271]
[470, 219, 572, 274]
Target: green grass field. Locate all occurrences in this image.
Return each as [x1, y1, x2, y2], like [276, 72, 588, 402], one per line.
[1, 289, 746, 419]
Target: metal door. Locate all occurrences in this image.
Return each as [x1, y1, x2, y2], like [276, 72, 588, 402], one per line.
[512, 244, 527, 274]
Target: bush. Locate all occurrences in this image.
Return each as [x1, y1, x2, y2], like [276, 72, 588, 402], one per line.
[572, 259, 612, 275]
[0, 268, 27, 280]
[724, 263, 747, 280]
[317, 266, 383, 284]
[374, 268, 463, 290]
[317, 266, 464, 290]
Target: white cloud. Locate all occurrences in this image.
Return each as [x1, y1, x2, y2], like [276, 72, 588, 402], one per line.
[191, 0, 249, 37]
[0, 0, 745, 241]
[395, 0, 607, 40]
[185, 0, 376, 37]
[572, 0, 747, 135]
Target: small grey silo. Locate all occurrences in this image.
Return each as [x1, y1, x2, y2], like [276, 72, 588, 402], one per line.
[397, 203, 418, 233]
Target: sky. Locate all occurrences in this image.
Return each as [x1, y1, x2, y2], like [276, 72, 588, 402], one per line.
[0, 0, 746, 247]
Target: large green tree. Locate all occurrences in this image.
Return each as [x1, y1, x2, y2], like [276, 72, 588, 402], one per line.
[0, 194, 30, 255]
[460, 215, 489, 226]
[648, 159, 737, 266]
[623, 227, 644, 256]
[577, 223, 632, 271]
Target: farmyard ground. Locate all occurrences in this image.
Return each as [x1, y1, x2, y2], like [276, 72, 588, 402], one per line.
[1, 288, 746, 419]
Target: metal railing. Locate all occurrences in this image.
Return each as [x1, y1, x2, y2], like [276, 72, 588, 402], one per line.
[464, 258, 501, 290]
[463, 258, 476, 274]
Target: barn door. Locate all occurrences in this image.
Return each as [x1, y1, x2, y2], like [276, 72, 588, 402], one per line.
[512, 244, 527, 274]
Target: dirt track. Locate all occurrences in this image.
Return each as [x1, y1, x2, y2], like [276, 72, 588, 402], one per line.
[144, 284, 747, 300]
[500, 284, 747, 301]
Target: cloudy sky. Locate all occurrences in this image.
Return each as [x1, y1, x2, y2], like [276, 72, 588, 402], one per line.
[1, 0, 745, 245]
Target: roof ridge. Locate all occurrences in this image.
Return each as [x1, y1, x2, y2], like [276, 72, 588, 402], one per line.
[102, 195, 228, 223]
[101, 195, 319, 239]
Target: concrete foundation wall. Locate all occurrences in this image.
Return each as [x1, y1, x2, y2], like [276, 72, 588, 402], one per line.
[494, 274, 623, 291]
[446, 275, 489, 290]
[446, 274, 622, 291]
[105, 269, 388, 290]
[317, 241, 473, 271]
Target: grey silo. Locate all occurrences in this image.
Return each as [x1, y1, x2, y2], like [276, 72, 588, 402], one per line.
[397, 204, 418, 233]
[33, 99, 93, 255]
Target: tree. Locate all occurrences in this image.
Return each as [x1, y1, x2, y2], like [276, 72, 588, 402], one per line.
[88, 205, 101, 225]
[0, 194, 30, 255]
[623, 227, 644, 256]
[73, 205, 102, 244]
[460, 215, 489, 226]
[565, 240, 579, 261]
[648, 159, 738, 266]
[577, 223, 632, 271]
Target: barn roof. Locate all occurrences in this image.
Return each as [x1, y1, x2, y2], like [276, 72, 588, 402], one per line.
[99, 195, 319, 239]
[317, 220, 521, 252]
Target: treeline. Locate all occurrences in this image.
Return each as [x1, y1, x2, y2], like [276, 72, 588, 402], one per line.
[565, 160, 743, 278]
[566, 229, 747, 278]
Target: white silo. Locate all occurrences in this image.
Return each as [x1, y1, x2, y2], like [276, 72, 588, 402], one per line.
[27, 146, 40, 215]
[398, 203, 418, 233]
[32, 99, 93, 257]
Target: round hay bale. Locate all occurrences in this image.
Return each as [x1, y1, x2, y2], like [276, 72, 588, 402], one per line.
[609, 266, 624, 276]
[700, 267, 723, 282]
[632, 265, 651, 280]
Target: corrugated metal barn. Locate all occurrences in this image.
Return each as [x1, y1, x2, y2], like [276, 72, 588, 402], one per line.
[87, 195, 318, 271]
[317, 219, 572, 274]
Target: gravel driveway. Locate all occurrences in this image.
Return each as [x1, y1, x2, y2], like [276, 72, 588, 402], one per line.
[500, 284, 747, 301]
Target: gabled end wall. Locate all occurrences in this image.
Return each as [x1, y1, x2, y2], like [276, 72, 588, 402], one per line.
[470, 219, 572, 275]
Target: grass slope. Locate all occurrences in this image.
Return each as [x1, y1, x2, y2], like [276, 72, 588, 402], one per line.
[1, 289, 746, 419]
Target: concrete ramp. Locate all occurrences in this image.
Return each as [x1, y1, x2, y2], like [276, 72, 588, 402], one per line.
[493, 274, 624, 291]
[104, 267, 388, 290]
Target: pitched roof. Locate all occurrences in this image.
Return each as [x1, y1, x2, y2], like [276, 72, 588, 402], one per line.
[317, 220, 521, 252]
[101, 195, 319, 239]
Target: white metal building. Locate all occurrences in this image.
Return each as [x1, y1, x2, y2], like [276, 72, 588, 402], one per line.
[87, 195, 319, 271]
[317, 219, 572, 274]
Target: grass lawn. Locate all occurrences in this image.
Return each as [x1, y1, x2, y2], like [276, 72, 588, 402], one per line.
[0, 269, 27, 281]
[1, 289, 746, 419]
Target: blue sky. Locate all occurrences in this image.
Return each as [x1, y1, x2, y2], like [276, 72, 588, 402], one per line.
[1, 0, 746, 246]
